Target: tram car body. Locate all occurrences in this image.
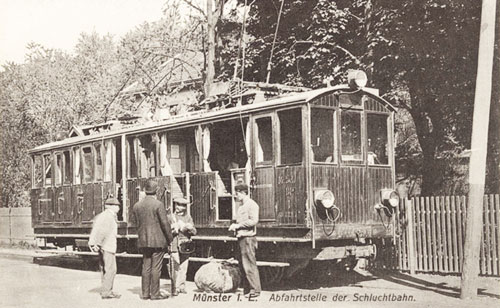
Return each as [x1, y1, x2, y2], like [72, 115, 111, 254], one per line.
[29, 71, 398, 277]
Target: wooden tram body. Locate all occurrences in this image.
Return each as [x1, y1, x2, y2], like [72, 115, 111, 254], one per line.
[29, 78, 397, 276]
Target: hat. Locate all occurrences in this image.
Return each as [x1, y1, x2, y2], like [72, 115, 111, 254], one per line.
[173, 197, 189, 205]
[234, 183, 249, 193]
[105, 197, 120, 206]
[145, 179, 158, 194]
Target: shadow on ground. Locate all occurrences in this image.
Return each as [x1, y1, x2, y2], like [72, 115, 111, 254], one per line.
[371, 269, 500, 300]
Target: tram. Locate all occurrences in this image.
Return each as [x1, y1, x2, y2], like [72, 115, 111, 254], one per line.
[29, 70, 399, 280]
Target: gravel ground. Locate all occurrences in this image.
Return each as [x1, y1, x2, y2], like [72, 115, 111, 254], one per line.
[0, 248, 498, 308]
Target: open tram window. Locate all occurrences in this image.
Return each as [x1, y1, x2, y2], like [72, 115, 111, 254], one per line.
[43, 154, 52, 187]
[94, 142, 103, 181]
[255, 117, 273, 165]
[127, 137, 138, 178]
[73, 147, 82, 185]
[82, 146, 94, 183]
[33, 155, 43, 188]
[103, 140, 113, 182]
[341, 111, 362, 161]
[63, 151, 71, 185]
[54, 152, 63, 186]
[367, 114, 389, 165]
[278, 108, 302, 165]
[311, 108, 336, 163]
[138, 134, 157, 178]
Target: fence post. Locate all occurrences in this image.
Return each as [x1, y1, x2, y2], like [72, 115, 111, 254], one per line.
[406, 199, 416, 275]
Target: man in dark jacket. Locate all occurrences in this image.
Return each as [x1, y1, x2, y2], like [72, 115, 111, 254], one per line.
[132, 179, 173, 300]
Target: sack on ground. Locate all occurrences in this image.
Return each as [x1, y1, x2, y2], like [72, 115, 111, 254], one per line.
[194, 261, 241, 293]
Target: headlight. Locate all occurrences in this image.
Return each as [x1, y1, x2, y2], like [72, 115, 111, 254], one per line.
[314, 189, 335, 209]
[380, 189, 399, 208]
[347, 70, 368, 89]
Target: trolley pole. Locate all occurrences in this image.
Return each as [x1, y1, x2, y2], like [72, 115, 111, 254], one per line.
[460, 0, 497, 299]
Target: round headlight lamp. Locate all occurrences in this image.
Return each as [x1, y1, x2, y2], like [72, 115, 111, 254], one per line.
[347, 70, 368, 89]
[380, 189, 399, 208]
[314, 190, 335, 209]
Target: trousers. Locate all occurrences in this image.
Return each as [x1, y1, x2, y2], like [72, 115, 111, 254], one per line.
[237, 236, 261, 293]
[140, 248, 165, 298]
[169, 252, 190, 291]
[98, 250, 117, 297]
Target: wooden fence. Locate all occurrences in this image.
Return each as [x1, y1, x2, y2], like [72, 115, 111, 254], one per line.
[396, 194, 499, 276]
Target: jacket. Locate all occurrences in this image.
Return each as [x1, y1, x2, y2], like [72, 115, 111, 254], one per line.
[235, 197, 259, 238]
[89, 209, 117, 253]
[132, 195, 173, 249]
[171, 212, 197, 253]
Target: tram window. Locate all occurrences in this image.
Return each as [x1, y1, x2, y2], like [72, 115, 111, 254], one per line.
[341, 111, 362, 161]
[33, 155, 43, 188]
[73, 147, 82, 185]
[128, 138, 138, 178]
[255, 117, 273, 165]
[82, 146, 94, 183]
[103, 140, 113, 182]
[94, 143, 103, 181]
[367, 114, 389, 165]
[278, 108, 302, 164]
[311, 108, 335, 163]
[43, 154, 52, 186]
[63, 151, 71, 184]
[139, 134, 156, 178]
[55, 153, 63, 186]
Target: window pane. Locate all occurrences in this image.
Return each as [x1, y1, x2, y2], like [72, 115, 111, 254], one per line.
[255, 117, 273, 164]
[128, 138, 138, 178]
[103, 140, 113, 182]
[43, 154, 52, 186]
[367, 114, 389, 165]
[341, 112, 362, 160]
[311, 108, 335, 163]
[63, 151, 71, 184]
[278, 108, 302, 164]
[33, 156, 43, 188]
[94, 143, 103, 181]
[73, 147, 81, 185]
[55, 154, 63, 186]
[82, 147, 93, 183]
[139, 135, 156, 178]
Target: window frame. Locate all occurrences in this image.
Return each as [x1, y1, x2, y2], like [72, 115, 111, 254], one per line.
[81, 145, 95, 184]
[54, 151, 64, 187]
[310, 106, 338, 165]
[339, 109, 365, 164]
[253, 113, 276, 167]
[32, 154, 44, 189]
[42, 152, 53, 188]
[365, 111, 392, 167]
[276, 106, 304, 166]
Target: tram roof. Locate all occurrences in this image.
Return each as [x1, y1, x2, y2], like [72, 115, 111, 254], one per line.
[29, 85, 395, 154]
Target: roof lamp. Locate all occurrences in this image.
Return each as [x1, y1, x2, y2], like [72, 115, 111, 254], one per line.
[347, 70, 368, 89]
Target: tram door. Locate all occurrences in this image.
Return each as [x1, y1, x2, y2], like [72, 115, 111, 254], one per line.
[252, 115, 276, 221]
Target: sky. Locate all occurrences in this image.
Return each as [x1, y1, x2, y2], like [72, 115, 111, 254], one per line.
[0, 0, 167, 65]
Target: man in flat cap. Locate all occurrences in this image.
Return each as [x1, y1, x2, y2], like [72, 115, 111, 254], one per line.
[229, 183, 261, 298]
[132, 179, 173, 300]
[169, 197, 197, 295]
[89, 197, 121, 299]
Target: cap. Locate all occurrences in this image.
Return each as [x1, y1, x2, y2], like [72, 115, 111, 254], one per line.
[104, 197, 120, 206]
[173, 197, 189, 205]
[234, 183, 249, 193]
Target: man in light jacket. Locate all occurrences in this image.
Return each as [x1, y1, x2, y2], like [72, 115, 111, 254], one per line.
[229, 183, 261, 298]
[89, 197, 121, 299]
[132, 179, 173, 300]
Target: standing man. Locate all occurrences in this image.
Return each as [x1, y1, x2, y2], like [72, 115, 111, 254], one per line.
[89, 197, 121, 299]
[170, 197, 197, 295]
[228, 183, 261, 298]
[132, 179, 173, 300]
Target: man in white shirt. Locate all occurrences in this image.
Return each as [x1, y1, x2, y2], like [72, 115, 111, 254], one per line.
[229, 183, 261, 298]
[89, 197, 121, 299]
